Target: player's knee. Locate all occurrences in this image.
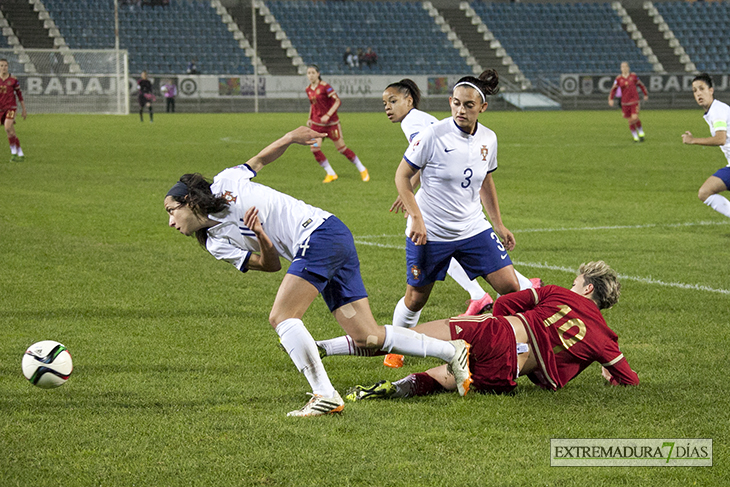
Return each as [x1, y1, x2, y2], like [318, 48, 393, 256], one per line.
[699, 187, 713, 202]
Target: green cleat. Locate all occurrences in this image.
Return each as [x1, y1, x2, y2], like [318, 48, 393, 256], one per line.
[345, 380, 396, 401]
[15, 155, 24, 162]
[9, 154, 17, 162]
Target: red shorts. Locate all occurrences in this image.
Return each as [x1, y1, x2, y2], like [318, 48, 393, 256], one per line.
[310, 121, 343, 142]
[449, 315, 518, 394]
[621, 102, 639, 119]
[0, 109, 17, 125]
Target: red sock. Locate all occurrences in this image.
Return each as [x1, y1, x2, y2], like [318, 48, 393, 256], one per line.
[393, 372, 446, 397]
[636, 120, 642, 131]
[338, 146, 356, 161]
[14, 136, 20, 150]
[312, 149, 327, 164]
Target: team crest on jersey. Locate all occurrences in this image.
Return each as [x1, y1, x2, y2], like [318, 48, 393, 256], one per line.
[454, 325, 463, 335]
[412, 139, 421, 148]
[302, 218, 313, 228]
[481, 145, 488, 161]
[410, 265, 422, 280]
[222, 191, 237, 203]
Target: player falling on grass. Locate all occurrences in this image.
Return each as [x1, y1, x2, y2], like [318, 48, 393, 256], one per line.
[164, 126, 473, 417]
[682, 73, 730, 220]
[380, 78, 541, 369]
[0, 58, 27, 162]
[333, 261, 639, 401]
[305, 64, 369, 183]
[608, 62, 648, 143]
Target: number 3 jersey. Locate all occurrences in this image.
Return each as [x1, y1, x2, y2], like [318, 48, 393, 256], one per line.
[403, 117, 497, 242]
[206, 164, 331, 270]
[493, 286, 639, 390]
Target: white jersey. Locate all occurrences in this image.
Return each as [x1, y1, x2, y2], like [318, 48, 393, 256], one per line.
[403, 117, 497, 242]
[205, 164, 331, 270]
[703, 99, 730, 165]
[401, 108, 438, 143]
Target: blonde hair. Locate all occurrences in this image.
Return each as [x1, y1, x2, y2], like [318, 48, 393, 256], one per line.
[579, 261, 621, 310]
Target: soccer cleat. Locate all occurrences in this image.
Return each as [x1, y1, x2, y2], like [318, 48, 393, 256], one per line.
[287, 391, 344, 417]
[360, 168, 370, 182]
[9, 154, 17, 162]
[322, 174, 338, 183]
[15, 155, 24, 162]
[530, 278, 543, 289]
[639, 134, 645, 142]
[461, 293, 494, 316]
[383, 353, 404, 368]
[632, 135, 640, 143]
[345, 380, 396, 401]
[447, 340, 472, 396]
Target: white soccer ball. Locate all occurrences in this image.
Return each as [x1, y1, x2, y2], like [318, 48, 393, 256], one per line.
[22, 340, 73, 389]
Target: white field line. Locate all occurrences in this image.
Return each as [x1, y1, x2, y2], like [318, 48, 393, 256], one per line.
[353, 221, 730, 295]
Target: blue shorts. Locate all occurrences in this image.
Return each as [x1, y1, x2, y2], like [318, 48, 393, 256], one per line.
[712, 166, 730, 189]
[287, 216, 368, 312]
[405, 229, 513, 287]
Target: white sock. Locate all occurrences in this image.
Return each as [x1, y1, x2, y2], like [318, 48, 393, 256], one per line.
[316, 336, 379, 357]
[447, 259, 485, 300]
[17, 147, 23, 156]
[276, 318, 336, 397]
[350, 155, 366, 172]
[515, 270, 534, 290]
[381, 325, 455, 362]
[392, 296, 421, 329]
[320, 160, 336, 176]
[704, 194, 730, 218]
[10, 146, 16, 155]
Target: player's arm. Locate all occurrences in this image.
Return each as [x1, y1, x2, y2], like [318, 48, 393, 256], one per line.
[492, 288, 539, 316]
[601, 355, 639, 386]
[682, 129, 726, 146]
[245, 126, 326, 172]
[320, 93, 341, 124]
[241, 207, 281, 272]
[395, 158, 427, 245]
[480, 172, 515, 251]
[608, 80, 618, 106]
[637, 78, 648, 100]
[390, 171, 421, 215]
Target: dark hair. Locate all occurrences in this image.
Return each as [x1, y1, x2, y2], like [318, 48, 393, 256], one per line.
[169, 173, 229, 248]
[693, 73, 713, 89]
[386, 79, 421, 109]
[455, 69, 500, 97]
[307, 64, 322, 81]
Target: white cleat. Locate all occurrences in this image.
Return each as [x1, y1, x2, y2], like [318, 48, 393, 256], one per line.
[287, 391, 345, 417]
[447, 340, 472, 396]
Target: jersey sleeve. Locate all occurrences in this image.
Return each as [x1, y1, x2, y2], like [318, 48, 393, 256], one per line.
[608, 78, 619, 100]
[206, 237, 252, 273]
[13, 79, 23, 102]
[635, 76, 648, 97]
[403, 125, 435, 170]
[602, 353, 639, 386]
[711, 103, 730, 133]
[492, 288, 540, 316]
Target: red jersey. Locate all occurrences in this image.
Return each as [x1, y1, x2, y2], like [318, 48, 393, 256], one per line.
[306, 81, 340, 126]
[493, 286, 639, 390]
[609, 73, 647, 106]
[0, 75, 23, 111]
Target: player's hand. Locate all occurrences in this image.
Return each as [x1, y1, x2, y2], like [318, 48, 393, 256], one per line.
[243, 207, 263, 235]
[288, 126, 326, 146]
[389, 195, 409, 217]
[681, 131, 694, 145]
[21, 108, 26, 120]
[320, 114, 330, 124]
[494, 224, 516, 252]
[608, 99, 614, 107]
[601, 367, 613, 382]
[408, 217, 427, 246]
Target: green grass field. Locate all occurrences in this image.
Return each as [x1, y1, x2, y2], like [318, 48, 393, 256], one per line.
[1, 108, 727, 486]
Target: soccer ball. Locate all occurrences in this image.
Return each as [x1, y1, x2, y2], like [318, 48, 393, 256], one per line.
[22, 340, 73, 389]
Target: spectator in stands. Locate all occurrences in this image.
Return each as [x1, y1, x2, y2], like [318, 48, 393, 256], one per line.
[137, 71, 154, 123]
[343, 48, 352, 67]
[187, 59, 198, 75]
[356, 49, 364, 69]
[343, 48, 358, 69]
[608, 62, 648, 142]
[362, 47, 378, 69]
[305, 64, 369, 183]
[162, 79, 177, 113]
[682, 73, 730, 220]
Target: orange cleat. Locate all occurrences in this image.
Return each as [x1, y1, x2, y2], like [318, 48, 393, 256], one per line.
[323, 174, 338, 183]
[360, 169, 370, 182]
[383, 353, 404, 368]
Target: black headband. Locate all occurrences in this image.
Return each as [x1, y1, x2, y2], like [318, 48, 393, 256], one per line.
[166, 181, 189, 198]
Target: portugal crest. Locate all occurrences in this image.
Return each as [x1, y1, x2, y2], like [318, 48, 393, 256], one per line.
[481, 145, 489, 161]
[410, 265, 422, 281]
[222, 190, 237, 203]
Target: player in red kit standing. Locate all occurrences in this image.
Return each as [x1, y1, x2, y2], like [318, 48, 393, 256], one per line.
[609, 62, 648, 142]
[305, 64, 369, 183]
[0, 58, 27, 162]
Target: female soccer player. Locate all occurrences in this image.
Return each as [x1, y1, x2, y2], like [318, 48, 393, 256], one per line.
[682, 73, 730, 219]
[164, 126, 473, 416]
[608, 62, 648, 142]
[305, 65, 369, 183]
[390, 70, 526, 352]
[0, 58, 26, 162]
[137, 71, 154, 123]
